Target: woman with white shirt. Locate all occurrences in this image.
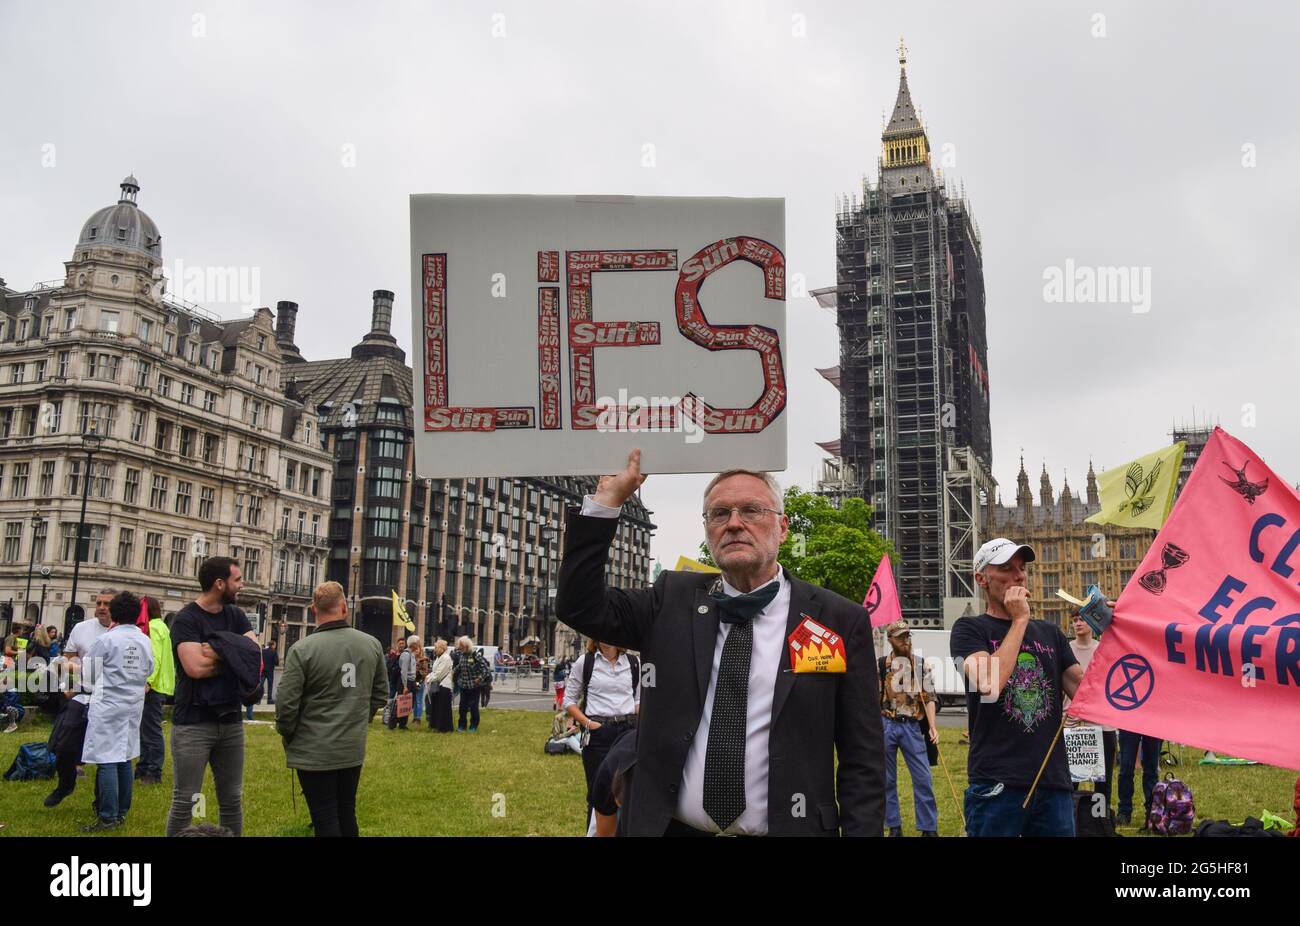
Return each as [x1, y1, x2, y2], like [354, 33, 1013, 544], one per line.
[563, 638, 640, 829]
[426, 639, 454, 733]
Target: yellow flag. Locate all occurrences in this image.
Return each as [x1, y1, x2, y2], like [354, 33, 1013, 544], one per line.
[392, 591, 415, 632]
[1085, 442, 1185, 530]
[674, 555, 721, 574]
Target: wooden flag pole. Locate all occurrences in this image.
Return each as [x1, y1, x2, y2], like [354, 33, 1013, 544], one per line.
[1022, 714, 1068, 809]
[935, 745, 966, 836]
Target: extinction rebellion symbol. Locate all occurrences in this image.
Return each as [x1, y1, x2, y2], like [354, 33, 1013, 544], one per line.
[864, 581, 882, 618]
[1105, 654, 1155, 711]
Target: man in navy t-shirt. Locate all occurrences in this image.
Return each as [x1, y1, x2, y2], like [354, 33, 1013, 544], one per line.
[951, 538, 1083, 837]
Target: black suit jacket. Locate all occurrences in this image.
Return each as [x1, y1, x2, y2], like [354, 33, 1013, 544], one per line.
[555, 508, 885, 836]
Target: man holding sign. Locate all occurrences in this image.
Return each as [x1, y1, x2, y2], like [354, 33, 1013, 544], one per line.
[555, 449, 884, 836]
[951, 539, 1085, 837]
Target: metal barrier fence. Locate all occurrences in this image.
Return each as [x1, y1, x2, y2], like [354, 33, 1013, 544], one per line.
[487, 664, 552, 694]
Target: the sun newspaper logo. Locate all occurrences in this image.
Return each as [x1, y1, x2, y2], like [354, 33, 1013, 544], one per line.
[49, 857, 151, 906]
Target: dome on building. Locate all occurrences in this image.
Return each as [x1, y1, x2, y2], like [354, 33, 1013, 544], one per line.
[76, 175, 162, 260]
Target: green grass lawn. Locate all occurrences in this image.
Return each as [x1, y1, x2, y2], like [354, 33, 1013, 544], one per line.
[0, 712, 1293, 836]
[0, 710, 588, 837]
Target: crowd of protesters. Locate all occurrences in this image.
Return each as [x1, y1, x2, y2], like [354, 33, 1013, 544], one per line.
[6, 554, 534, 836]
[9, 538, 1296, 840]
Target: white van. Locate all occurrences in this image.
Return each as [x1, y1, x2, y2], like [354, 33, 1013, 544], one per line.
[910, 630, 966, 711]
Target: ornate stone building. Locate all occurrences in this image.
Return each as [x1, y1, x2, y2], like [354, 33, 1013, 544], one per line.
[0, 177, 333, 640]
[985, 459, 1156, 632]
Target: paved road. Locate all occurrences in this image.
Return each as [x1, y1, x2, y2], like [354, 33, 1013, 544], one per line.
[464, 688, 973, 723]
[244, 674, 971, 723]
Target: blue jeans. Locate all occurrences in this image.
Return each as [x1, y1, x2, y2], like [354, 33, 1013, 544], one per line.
[95, 761, 134, 822]
[1117, 731, 1163, 819]
[411, 682, 424, 721]
[883, 717, 938, 832]
[964, 780, 1075, 837]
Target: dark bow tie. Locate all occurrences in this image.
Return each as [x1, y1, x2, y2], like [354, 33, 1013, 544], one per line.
[709, 580, 780, 625]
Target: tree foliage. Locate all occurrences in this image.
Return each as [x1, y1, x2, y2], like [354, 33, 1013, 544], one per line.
[698, 486, 895, 602]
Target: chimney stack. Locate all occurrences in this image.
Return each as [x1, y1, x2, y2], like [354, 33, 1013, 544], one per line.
[371, 289, 394, 334]
[275, 300, 305, 364]
[351, 288, 405, 362]
[276, 300, 299, 343]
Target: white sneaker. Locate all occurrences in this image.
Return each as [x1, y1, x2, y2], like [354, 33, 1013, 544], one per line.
[3, 721, 17, 734]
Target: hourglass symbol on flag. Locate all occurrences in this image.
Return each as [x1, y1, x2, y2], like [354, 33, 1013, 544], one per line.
[1138, 542, 1189, 595]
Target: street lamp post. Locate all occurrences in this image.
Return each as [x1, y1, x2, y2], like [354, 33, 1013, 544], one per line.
[38, 567, 51, 626]
[540, 525, 558, 659]
[24, 513, 41, 622]
[350, 562, 360, 623]
[65, 421, 103, 637]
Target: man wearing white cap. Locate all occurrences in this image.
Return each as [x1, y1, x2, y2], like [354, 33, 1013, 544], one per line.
[951, 538, 1084, 836]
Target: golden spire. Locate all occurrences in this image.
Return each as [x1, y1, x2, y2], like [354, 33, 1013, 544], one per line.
[898, 35, 907, 69]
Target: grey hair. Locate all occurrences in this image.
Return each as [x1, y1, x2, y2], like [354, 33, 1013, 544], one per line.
[456, 635, 474, 651]
[406, 635, 421, 647]
[97, 588, 119, 597]
[703, 470, 784, 513]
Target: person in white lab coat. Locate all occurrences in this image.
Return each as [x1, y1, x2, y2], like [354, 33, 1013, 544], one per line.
[80, 591, 155, 832]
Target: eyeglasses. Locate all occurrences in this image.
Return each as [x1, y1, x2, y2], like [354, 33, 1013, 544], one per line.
[703, 505, 783, 526]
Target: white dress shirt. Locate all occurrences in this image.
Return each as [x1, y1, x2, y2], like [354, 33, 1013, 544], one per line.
[64, 618, 110, 706]
[562, 649, 639, 716]
[580, 494, 787, 835]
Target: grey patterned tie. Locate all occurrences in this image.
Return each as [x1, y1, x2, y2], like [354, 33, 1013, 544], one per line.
[702, 580, 778, 831]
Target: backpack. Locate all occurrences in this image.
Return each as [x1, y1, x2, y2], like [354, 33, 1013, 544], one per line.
[474, 652, 493, 688]
[579, 650, 640, 714]
[1072, 789, 1120, 837]
[1148, 773, 1196, 835]
[4, 742, 56, 781]
[1195, 817, 1285, 838]
[386, 652, 403, 689]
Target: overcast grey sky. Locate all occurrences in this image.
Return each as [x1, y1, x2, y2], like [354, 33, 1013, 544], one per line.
[2, 0, 1298, 568]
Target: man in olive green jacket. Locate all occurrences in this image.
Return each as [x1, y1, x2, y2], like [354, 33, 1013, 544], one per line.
[275, 582, 388, 837]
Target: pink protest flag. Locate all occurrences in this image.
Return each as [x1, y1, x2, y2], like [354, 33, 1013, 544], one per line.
[864, 554, 904, 629]
[136, 598, 151, 634]
[1070, 427, 1300, 771]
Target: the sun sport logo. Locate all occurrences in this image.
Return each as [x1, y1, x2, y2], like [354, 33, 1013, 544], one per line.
[49, 857, 151, 906]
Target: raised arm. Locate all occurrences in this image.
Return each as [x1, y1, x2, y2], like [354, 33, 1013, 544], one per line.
[960, 589, 1032, 701]
[553, 449, 662, 651]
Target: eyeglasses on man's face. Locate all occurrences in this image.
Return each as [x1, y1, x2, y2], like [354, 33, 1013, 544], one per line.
[703, 504, 782, 527]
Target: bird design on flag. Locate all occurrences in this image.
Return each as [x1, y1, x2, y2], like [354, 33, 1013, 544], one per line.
[1119, 458, 1164, 517]
[1220, 461, 1268, 504]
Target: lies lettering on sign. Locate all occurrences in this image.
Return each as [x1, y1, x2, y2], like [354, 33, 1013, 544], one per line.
[409, 195, 787, 477]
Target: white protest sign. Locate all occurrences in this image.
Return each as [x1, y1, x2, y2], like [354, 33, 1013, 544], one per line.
[409, 194, 786, 478]
[1065, 724, 1107, 783]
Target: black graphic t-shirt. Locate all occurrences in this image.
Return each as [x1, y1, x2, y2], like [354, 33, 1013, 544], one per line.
[951, 614, 1079, 790]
